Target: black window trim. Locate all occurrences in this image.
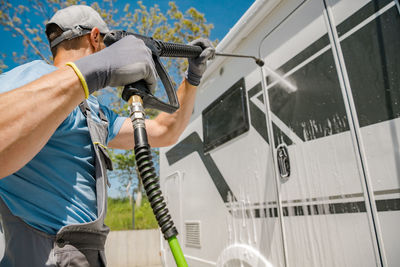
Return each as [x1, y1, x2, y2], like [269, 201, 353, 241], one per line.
[202, 78, 250, 153]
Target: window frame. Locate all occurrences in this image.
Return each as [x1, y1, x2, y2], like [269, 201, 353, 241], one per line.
[202, 78, 250, 153]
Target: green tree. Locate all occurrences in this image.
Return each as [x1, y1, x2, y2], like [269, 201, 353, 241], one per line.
[109, 149, 137, 197]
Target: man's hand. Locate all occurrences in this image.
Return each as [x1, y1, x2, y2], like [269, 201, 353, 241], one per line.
[185, 38, 215, 86]
[72, 35, 157, 95]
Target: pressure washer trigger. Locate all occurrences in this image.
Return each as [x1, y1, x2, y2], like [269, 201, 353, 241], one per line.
[121, 54, 180, 114]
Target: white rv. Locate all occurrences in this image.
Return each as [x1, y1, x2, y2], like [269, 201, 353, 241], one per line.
[159, 0, 400, 266]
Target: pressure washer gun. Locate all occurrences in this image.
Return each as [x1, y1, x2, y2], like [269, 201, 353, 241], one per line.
[104, 30, 264, 113]
[103, 30, 264, 267]
[104, 30, 205, 114]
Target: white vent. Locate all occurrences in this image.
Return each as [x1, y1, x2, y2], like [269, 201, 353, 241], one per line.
[185, 221, 201, 248]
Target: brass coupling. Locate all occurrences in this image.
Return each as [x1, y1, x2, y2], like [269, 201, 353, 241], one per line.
[128, 95, 146, 129]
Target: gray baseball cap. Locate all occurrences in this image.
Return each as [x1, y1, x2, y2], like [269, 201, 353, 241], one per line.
[46, 5, 109, 48]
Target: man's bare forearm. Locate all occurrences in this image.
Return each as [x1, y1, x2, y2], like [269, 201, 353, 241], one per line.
[0, 66, 85, 178]
[148, 79, 197, 147]
[109, 79, 197, 149]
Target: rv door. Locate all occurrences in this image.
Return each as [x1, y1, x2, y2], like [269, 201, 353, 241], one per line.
[258, 0, 399, 266]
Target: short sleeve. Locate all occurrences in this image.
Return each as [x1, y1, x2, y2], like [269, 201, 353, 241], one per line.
[99, 103, 127, 143]
[0, 60, 57, 94]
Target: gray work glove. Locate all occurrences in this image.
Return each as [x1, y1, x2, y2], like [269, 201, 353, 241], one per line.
[185, 38, 215, 86]
[74, 35, 157, 94]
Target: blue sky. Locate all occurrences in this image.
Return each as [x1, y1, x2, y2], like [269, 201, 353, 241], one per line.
[0, 0, 255, 197]
[1, 0, 255, 71]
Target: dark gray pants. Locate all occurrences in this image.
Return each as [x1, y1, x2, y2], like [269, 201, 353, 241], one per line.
[0, 198, 107, 267]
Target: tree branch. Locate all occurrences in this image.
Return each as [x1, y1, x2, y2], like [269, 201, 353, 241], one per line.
[13, 27, 50, 63]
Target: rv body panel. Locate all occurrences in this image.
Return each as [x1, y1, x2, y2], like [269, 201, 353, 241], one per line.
[160, 0, 400, 266]
[328, 0, 400, 265]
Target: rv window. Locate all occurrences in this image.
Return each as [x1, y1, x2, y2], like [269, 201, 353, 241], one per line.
[202, 78, 249, 153]
[338, 2, 400, 127]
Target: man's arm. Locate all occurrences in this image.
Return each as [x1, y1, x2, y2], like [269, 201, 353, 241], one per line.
[108, 79, 197, 149]
[0, 67, 85, 178]
[0, 36, 157, 179]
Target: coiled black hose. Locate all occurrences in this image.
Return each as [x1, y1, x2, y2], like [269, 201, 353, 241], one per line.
[134, 127, 178, 240]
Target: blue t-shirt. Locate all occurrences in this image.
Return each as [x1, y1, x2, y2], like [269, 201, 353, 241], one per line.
[0, 60, 126, 234]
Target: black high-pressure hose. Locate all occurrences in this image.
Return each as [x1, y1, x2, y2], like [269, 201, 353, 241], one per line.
[127, 94, 178, 240]
[126, 94, 186, 266]
[134, 128, 178, 239]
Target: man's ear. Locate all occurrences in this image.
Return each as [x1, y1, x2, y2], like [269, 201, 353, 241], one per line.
[89, 27, 101, 52]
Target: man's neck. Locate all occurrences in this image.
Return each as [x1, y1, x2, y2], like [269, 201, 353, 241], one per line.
[53, 48, 92, 67]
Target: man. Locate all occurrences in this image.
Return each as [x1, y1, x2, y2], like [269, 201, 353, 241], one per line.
[0, 5, 214, 266]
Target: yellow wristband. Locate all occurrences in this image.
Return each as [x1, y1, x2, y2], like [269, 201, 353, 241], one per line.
[93, 142, 108, 149]
[66, 62, 89, 99]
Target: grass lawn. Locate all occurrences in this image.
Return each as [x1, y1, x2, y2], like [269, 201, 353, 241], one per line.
[105, 197, 158, 230]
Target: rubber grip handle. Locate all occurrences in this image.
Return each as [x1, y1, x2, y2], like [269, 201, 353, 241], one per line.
[158, 42, 203, 58]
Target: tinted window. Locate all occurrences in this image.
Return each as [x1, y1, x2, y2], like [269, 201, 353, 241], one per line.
[338, 0, 400, 127]
[268, 34, 349, 143]
[202, 78, 249, 152]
